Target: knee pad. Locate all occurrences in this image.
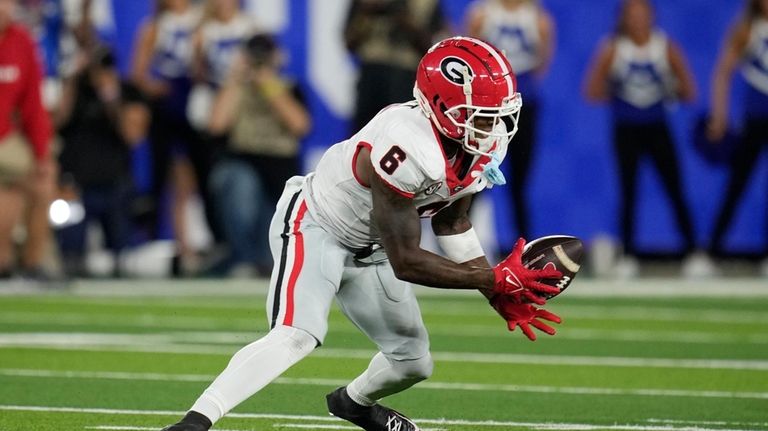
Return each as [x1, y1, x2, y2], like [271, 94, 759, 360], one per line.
[391, 353, 433, 382]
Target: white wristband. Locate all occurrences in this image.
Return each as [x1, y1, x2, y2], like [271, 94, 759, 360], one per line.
[436, 228, 485, 263]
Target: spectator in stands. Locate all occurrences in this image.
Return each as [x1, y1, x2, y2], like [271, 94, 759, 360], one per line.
[583, 0, 711, 278]
[0, 0, 57, 282]
[131, 0, 212, 276]
[55, 46, 150, 278]
[207, 34, 310, 277]
[344, 0, 447, 131]
[707, 0, 768, 275]
[465, 0, 555, 252]
[23, 0, 97, 281]
[17, 0, 81, 109]
[21, 0, 89, 280]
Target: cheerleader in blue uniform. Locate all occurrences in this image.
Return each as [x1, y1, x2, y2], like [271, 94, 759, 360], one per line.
[131, 0, 215, 275]
[466, 0, 555, 247]
[708, 0, 768, 275]
[584, 0, 707, 277]
[192, 0, 257, 90]
[186, 0, 256, 136]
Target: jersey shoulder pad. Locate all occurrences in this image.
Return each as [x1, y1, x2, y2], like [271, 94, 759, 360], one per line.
[369, 110, 444, 197]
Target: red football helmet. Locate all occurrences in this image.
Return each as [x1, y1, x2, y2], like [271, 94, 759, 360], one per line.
[413, 36, 522, 157]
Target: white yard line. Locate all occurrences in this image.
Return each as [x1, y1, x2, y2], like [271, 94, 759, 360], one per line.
[154, 328, 768, 345]
[2, 312, 764, 346]
[419, 305, 768, 324]
[2, 333, 768, 370]
[550, 328, 768, 344]
[271, 424, 360, 430]
[2, 368, 767, 400]
[85, 427, 243, 431]
[0, 405, 765, 431]
[272, 424, 447, 431]
[0, 318, 768, 345]
[520, 425, 763, 431]
[0, 280, 263, 297]
[0, 340, 238, 355]
[7, 295, 768, 325]
[544, 306, 768, 325]
[0, 311, 253, 330]
[551, 279, 768, 298]
[1, 278, 767, 298]
[647, 419, 768, 427]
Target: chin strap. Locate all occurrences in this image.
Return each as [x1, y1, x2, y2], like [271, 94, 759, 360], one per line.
[461, 66, 476, 151]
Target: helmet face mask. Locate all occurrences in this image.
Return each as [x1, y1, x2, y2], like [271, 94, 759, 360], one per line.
[445, 94, 522, 155]
[413, 36, 523, 158]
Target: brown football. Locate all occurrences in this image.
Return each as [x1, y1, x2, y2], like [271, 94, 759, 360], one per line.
[522, 235, 584, 300]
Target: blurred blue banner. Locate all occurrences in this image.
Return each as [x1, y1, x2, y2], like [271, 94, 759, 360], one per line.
[103, 0, 763, 254]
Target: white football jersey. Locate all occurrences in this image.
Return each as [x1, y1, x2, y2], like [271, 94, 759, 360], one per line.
[304, 102, 496, 250]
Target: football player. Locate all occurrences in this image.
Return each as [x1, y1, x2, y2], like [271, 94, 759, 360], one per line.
[160, 36, 563, 431]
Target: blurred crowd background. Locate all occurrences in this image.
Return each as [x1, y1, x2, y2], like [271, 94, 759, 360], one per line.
[1, 0, 767, 283]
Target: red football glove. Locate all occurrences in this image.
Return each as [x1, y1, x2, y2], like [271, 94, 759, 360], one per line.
[492, 238, 563, 305]
[491, 294, 562, 341]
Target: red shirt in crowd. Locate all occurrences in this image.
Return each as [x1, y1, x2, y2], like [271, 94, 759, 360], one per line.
[0, 23, 52, 161]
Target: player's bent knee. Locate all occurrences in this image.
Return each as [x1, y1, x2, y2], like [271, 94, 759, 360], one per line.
[393, 353, 433, 382]
[271, 325, 318, 360]
[227, 325, 317, 369]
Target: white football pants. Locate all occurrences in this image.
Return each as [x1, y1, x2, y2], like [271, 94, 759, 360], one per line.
[190, 176, 432, 423]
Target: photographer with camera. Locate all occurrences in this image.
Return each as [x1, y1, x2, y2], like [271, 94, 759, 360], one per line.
[55, 46, 150, 278]
[344, 0, 447, 131]
[205, 34, 310, 277]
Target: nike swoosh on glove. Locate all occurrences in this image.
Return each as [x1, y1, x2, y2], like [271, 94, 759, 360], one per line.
[492, 238, 563, 305]
[490, 295, 562, 341]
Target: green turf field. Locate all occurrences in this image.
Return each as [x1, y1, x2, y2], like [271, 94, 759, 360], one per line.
[0, 279, 766, 431]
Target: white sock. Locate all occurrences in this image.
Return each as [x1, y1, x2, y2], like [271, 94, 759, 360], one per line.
[346, 352, 433, 406]
[190, 325, 316, 423]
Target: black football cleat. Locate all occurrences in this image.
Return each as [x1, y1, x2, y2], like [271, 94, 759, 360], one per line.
[160, 411, 211, 431]
[326, 386, 419, 431]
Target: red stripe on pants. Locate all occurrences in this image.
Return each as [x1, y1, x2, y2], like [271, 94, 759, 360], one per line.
[283, 200, 308, 326]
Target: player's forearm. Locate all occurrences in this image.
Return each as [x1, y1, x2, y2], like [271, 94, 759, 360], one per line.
[388, 248, 495, 291]
[430, 197, 496, 295]
[380, 207, 493, 290]
[460, 256, 496, 300]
